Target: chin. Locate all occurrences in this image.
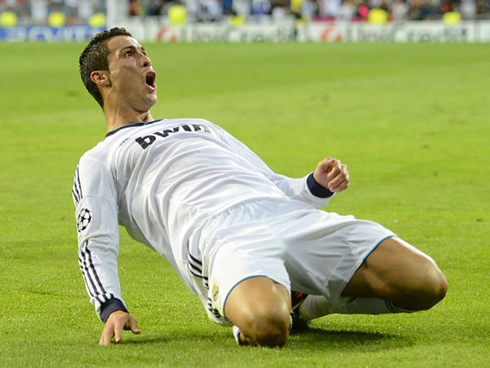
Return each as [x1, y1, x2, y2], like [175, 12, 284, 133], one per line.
[145, 94, 157, 107]
[149, 97, 157, 108]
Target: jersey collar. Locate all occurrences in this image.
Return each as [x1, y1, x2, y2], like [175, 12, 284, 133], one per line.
[105, 119, 163, 138]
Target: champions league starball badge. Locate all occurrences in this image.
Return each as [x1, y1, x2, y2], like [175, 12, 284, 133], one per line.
[77, 208, 92, 232]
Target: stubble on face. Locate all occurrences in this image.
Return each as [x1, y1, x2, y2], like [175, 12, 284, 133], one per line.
[105, 36, 158, 114]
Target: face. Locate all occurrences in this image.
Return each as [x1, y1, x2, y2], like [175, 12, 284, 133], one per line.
[104, 35, 157, 112]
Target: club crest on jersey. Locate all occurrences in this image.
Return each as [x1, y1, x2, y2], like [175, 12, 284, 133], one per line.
[77, 208, 92, 232]
[135, 123, 211, 149]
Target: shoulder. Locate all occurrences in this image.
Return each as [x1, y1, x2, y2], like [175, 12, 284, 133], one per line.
[78, 141, 109, 167]
[75, 139, 115, 183]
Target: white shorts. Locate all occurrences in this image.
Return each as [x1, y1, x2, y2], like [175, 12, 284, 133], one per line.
[188, 198, 395, 326]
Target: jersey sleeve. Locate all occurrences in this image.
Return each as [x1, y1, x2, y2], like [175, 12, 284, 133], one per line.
[72, 154, 128, 322]
[213, 123, 334, 209]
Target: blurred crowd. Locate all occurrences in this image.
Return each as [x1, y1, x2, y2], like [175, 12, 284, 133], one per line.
[0, 0, 106, 26]
[0, 0, 489, 28]
[132, 0, 489, 22]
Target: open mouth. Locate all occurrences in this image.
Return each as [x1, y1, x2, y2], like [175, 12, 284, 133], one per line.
[145, 71, 157, 88]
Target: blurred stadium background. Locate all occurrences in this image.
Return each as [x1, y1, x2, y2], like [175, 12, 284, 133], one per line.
[0, 0, 489, 41]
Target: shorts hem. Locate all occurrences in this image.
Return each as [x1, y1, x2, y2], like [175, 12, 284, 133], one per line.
[362, 234, 397, 262]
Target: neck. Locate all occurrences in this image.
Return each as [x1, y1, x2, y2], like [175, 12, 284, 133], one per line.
[104, 105, 154, 132]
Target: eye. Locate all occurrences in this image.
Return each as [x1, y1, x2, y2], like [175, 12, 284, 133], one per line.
[124, 50, 134, 57]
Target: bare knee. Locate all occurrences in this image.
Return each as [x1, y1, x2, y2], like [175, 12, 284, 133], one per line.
[401, 263, 448, 311]
[240, 307, 290, 347]
[344, 237, 448, 311]
[382, 249, 448, 311]
[224, 277, 291, 347]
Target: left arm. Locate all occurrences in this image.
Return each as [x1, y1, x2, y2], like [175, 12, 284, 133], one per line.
[312, 156, 349, 194]
[271, 156, 349, 208]
[214, 123, 349, 207]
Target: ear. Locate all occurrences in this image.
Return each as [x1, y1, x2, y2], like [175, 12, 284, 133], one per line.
[90, 71, 111, 87]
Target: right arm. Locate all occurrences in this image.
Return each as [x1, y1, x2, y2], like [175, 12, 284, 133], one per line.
[73, 155, 139, 345]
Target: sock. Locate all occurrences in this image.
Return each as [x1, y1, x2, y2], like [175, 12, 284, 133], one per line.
[298, 296, 414, 320]
[336, 297, 415, 315]
[298, 295, 335, 321]
[233, 325, 241, 345]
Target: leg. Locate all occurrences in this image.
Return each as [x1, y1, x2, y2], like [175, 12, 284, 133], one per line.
[224, 277, 291, 347]
[342, 237, 448, 311]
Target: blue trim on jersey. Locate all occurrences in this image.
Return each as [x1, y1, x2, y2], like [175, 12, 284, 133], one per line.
[100, 298, 128, 322]
[306, 173, 334, 198]
[362, 235, 397, 261]
[105, 119, 163, 138]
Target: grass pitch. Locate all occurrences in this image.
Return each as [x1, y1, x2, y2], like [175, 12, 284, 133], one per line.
[0, 40, 489, 367]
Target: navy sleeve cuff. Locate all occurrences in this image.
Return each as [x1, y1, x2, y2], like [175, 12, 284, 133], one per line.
[100, 298, 128, 322]
[307, 173, 334, 198]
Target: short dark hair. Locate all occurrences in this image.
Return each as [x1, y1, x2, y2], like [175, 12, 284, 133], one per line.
[79, 27, 133, 108]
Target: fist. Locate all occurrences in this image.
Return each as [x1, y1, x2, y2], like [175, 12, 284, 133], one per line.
[313, 157, 349, 193]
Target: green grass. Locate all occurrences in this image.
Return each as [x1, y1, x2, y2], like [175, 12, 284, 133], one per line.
[0, 41, 489, 367]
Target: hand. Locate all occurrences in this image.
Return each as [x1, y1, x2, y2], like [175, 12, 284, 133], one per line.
[99, 310, 141, 346]
[313, 156, 349, 193]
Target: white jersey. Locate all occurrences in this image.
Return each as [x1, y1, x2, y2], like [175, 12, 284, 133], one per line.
[72, 118, 332, 320]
